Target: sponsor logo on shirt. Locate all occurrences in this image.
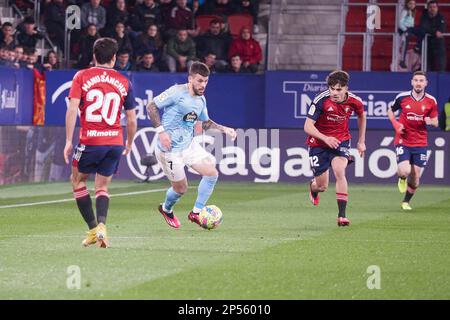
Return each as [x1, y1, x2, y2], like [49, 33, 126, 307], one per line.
[326, 114, 346, 122]
[183, 111, 198, 123]
[86, 130, 120, 137]
[406, 112, 424, 121]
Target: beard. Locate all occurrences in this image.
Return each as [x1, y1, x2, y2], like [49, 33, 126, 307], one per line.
[414, 87, 423, 94]
[193, 87, 204, 96]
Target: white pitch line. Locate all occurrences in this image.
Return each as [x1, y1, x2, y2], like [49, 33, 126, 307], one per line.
[0, 188, 167, 210]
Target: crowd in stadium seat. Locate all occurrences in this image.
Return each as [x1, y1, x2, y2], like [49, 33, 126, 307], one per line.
[1, 0, 263, 73]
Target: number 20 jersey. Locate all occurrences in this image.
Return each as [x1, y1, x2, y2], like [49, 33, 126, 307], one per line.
[68, 66, 135, 146]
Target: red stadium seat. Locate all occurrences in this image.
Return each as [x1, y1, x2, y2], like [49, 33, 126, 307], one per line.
[227, 13, 253, 38]
[342, 35, 364, 71]
[371, 36, 393, 71]
[196, 14, 223, 35]
[375, 6, 396, 33]
[345, 6, 366, 32]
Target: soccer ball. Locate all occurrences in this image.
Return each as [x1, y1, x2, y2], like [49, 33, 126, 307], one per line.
[198, 205, 223, 230]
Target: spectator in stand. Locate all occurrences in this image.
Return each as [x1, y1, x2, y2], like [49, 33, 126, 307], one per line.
[17, 17, 44, 50]
[223, 54, 250, 73]
[25, 48, 44, 71]
[166, 28, 197, 72]
[228, 26, 261, 73]
[132, 0, 162, 32]
[419, 0, 447, 71]
[77, 24, 100, 69]
[43, 50, 60, 70]
[44, 0, 65, 51]
[14, 45, 27, 67]
[133, 23, 163, 62]
[1, 22, 16, 50]
[135, 51, 159, 71]
[165, 0, 197, 39]
[159, 0, 175, 23]
[105, 0, 130, 36]
[234, 0, 260, 34]
[81, 0, 107, 31]
[114, 50, 134, 71]
[0, 47, 17, 68]
[111, 22, 134, 55]
[202, 52, 218, 73]
[195, 18, 231, 70]
[199, 0, 235, 19]
[398, 0, 423, 69]
[0, 44, 8, 66]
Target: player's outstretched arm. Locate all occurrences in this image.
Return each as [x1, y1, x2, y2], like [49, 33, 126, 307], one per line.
[123, 109, 137, 155]
[356, 111, 367, 157]
[304, 118, 339, 149]
[202, 119, 237, 141]
[146, 101, 172, 150]
[64, 98, 80, 164]
[388, 107, 404, 135]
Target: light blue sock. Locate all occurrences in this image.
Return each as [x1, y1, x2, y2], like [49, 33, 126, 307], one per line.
[163, 187, 182, 212]
[194, 176, 218, 212]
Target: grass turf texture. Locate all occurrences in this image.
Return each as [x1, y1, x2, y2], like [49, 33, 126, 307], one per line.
[0, 181, 449, 299]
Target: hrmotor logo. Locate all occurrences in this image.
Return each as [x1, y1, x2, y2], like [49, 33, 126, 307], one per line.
[283, 81, 400, 119]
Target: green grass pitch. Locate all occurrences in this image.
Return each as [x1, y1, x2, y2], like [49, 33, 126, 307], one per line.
[0, 181, 449, 299]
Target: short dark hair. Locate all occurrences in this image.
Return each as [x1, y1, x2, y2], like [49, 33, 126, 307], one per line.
[189, 61, 210, 77]
[210, 19, 222, 25]
[413, 70, 427, 78]
[326, 70, 350, 87]
[23, 16, 35, 25]
[428, 0, 438, 6]
[2, 22, 12, 28]
[93, 38, 118, 64]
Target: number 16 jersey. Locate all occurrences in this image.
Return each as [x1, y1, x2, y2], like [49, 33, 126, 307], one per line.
[68, 66, 135, 146]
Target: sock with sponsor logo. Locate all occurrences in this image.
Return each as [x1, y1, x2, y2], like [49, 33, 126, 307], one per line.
[163, 187, 182, 216]
[95, 190, 110, 224]
[403, 183, 416, 203]
[336, 192, 348, 218]
[193, 176, 218, 213]
[73, 187, 97, 229]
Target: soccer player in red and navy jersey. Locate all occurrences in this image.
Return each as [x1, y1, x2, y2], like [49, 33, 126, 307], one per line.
[387, 71, 438, 211]
[63, 38, 137, 248]
[304, 70, 366, 227]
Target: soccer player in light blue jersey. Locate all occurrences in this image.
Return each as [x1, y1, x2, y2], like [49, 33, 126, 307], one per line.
[146, 61, 237, 228]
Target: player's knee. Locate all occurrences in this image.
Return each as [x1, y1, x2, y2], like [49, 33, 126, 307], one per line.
[398, 169, 410, 178]
[173, 184, 188, 194]
[316, 183, 328, 192]
[333, 169, 346, 181]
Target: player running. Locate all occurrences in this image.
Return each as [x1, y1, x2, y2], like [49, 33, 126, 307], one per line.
[64, 38, 137, 248]
[146, 61, 236, 229]
[304, 70, 366, 227]
[387, 71, 438, 210]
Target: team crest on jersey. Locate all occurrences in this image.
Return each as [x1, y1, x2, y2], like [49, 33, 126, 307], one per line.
[345, 107, 350, 113]
[421, 105, 426, 112]
[183, 111, 198, 123]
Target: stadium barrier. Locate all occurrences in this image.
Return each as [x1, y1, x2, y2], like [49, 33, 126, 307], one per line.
[0, 126, 448, 185]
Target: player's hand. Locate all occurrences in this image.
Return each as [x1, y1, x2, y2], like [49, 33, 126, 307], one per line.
[393, 121, 405, 135]
[357, 141, 366, 157]
[323, 136, 340, 149]
[224, 127, 237, 141]
[159, 131, 172, 150]
[63, 141, 73, 165]
[122, 144, 132, 156]
[425, 117, 433, 125]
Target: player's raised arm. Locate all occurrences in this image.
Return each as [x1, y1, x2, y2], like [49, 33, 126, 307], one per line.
[388, 96, 405, 135]
[202, 119, 236, 141]
[64, 97, 80, 164]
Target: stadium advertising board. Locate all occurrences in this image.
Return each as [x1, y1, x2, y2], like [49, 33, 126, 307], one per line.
[1, 127, 447, 185]
[0, 67, 33, 125]
[45, 71, 264, 128]
[265, 71, 440, 129]
[121, 128, 448, 185]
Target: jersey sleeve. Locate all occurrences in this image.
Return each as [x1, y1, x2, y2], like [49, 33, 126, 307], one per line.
[123, 79, 135, 110]
[353, 97, 364, 116]
[306, 95, 325, 121]
[153, 86, 179, 110]
[428, 100, 439, 118]
[198, 99, 209, 121]
[391, 95, 403, 112]
[68, 71, 82, 99]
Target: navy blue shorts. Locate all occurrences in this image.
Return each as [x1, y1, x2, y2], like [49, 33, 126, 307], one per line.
[395, 145, 427, 168]
[309, 140, 351, 177]
[72, 144, 124, 176]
